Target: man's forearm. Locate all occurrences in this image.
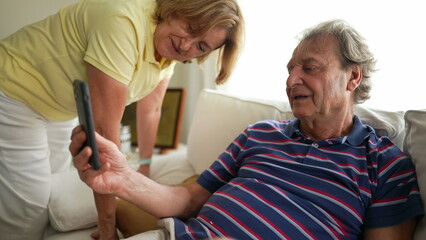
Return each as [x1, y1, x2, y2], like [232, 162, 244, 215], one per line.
[116, 170, 193, 218]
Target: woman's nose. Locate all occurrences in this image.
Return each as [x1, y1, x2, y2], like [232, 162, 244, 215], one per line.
[180, 38, 195, 52]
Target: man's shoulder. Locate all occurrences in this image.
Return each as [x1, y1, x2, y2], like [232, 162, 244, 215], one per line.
[245, 119, 297, 139]
[248, 119, 294, 129]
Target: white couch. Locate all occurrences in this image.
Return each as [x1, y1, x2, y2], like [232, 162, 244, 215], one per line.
[43, 89, 426, 239]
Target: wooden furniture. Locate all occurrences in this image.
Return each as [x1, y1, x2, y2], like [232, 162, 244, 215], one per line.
[121, 88, 186, 152]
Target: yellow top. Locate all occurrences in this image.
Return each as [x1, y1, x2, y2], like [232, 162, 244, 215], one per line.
[0, 0, 176, 121]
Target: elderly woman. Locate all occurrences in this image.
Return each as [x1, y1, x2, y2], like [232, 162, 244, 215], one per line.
[0, 0, 244, 239]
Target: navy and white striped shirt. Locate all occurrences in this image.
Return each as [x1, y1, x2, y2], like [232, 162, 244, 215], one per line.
[173, 116, 423, 239]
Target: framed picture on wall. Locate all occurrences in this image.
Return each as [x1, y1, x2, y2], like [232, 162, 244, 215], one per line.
[121, 88, 186, 151]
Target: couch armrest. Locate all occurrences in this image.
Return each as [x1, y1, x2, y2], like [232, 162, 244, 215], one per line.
[150, 144, 195, 185]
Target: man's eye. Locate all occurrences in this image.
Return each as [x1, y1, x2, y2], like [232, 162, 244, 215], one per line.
[303, 66, 317, 72]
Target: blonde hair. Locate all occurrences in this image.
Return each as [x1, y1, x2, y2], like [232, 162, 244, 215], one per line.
[155, 0, 244, 84]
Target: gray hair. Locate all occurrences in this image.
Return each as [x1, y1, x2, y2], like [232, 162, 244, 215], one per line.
[298, 19, 377, 104]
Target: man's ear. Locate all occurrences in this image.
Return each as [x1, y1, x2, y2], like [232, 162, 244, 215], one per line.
[347, 65, 362, 91]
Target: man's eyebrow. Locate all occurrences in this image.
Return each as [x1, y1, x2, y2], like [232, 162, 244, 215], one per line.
[287, 57, 318, 69]
[301, 57, 318, 64]
[286, 61, 293, 70]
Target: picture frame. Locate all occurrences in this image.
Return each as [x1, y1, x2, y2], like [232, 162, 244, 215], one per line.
[121, 88, 186, 150]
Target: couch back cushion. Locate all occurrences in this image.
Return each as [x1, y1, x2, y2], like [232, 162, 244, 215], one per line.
[187, 89, 406, 175]
[404, 110, 426, 240]
[187, 90, 293, 174]
[355, 106, 405, 148]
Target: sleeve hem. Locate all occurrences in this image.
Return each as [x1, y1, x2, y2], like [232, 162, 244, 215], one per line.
[84, 55, 131, 85]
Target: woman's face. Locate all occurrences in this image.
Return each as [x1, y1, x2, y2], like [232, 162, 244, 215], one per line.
[154, 19, 227, 62]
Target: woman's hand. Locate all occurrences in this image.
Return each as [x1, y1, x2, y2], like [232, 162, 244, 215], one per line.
[69, 126, 133, 195]
[137, 164, 150, 176]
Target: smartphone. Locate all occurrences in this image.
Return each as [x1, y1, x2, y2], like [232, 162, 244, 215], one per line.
[73, 80, 101, 170]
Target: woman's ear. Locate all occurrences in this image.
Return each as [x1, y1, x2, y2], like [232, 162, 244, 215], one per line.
[347, 65, 362, 91]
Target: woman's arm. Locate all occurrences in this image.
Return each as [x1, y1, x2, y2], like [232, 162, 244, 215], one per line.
[86, 64, 128, 240]
[135, 78, 170, 176]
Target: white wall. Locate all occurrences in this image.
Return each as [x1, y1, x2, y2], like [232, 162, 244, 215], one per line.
[0, 0, 79, 39]
[224, 0, 426, 111]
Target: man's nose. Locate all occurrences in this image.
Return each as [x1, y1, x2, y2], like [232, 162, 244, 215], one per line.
[286, 68, 303, 88]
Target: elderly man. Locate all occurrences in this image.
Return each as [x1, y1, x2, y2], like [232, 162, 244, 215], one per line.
[70, 19, 423, 239]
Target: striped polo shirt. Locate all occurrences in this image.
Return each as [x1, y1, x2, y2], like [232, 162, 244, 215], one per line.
[173, 116, 423, 239]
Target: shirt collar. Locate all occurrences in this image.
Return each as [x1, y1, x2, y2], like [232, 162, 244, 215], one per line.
[284, 116, 374, 146]
[283, 119, 302, 138]
[345, 115, 375, 146]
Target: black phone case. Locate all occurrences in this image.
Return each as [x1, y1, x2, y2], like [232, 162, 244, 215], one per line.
[73, 80, 101, 170]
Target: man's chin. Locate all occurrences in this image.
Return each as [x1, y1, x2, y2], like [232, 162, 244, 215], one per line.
[292, 110, 313, 119]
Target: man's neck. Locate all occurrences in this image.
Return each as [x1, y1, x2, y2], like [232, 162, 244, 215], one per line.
[298, 109, 354, 142]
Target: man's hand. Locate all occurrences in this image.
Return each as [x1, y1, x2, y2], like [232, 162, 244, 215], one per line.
[69, 125, 133, 195]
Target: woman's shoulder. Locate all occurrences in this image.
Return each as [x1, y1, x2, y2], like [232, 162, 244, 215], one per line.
[77, 0, 156, 20]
